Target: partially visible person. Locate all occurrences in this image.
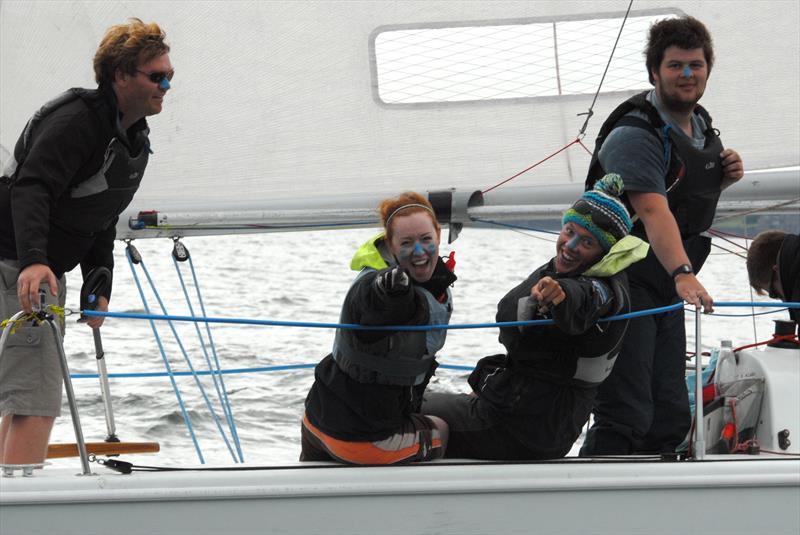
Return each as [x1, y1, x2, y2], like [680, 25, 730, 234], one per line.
[747, 230, 800, 323]
[422, 175, 647, 460]
[300, 192, 456, 464]
[581, 16, 745, 456]
[0, 18, 172, 466]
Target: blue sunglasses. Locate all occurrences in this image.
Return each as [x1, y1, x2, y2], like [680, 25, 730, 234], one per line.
[136, 69, 173, 88]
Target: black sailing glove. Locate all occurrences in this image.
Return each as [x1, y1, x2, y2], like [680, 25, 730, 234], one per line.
[375, 265, 410, 296]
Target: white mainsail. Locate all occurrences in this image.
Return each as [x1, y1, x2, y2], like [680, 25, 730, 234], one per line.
[1, 3, 798, 534]
[2, 0, 798, 235]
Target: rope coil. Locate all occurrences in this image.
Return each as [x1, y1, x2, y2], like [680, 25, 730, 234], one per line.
[0, 305, 65, 334]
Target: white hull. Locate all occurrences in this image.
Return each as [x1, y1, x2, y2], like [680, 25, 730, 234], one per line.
[3, 314, 799, 535]
[2, 456, 798, 535]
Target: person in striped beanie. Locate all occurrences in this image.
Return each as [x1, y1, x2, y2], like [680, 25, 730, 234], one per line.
[421, 175, 648, 461]
[556, 173, 633, 274]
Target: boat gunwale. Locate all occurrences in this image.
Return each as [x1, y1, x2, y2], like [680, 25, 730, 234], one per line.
[2, 456, 798, 505]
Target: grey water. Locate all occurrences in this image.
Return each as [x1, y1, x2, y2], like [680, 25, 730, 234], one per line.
[46, 228, 782, 467]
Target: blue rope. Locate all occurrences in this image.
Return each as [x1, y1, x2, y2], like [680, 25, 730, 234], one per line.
[187, 254, 244, 462]
[138, 253, 237, 462]
[126, 248, 205, 463]
[67, 301, 798, 393]
[707, 301, 799, 308]
[82, 301, 798, 332]
[174, 253, 244, 462]
[70, 362, 473, 379]
[72, 363, 317, 379]
[689, 308, 789, 317]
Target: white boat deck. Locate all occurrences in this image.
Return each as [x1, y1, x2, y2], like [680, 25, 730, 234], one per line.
[2, 455, 799, 535]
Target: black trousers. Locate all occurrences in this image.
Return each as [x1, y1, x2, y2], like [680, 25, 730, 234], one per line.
[423, 388, 584, 461]
[581, 284, 690, 455]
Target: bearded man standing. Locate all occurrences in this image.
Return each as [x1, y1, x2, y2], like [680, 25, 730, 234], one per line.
[580, 16, 744, 455]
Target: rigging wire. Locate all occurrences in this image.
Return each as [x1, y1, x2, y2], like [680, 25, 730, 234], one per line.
[127, 243, 239, 463]
[741, 218, 759, 341]
[576, 0, 635, 138]
[707, 229, 749, 253]
[141, 251, 239, 462]
[469, 218, 560, 240]
[173, 242, 245, 462]
[576, 139, 594, 155]
[480, 139, 582, 194]
[186, 251, 245, 462]
[709, 227, 750, 241]
[706, 241, 747, 260]
[125, 243, 205, 464]
[712, 197, 800, 223]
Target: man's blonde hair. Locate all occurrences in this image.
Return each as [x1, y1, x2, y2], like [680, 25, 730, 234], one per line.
[93, 18, 169, 86]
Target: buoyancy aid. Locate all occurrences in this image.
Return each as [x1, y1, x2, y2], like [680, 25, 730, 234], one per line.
[1, 90, 86, 181]
[304, 235, 456, 440]
[332, 269, 432, 386]
[334, 235, 454, 386]
[4, 87, 150, 192]
[1, 87, 150, 274]
[585, 91, 724, 239]
[497, 263, 631, 388]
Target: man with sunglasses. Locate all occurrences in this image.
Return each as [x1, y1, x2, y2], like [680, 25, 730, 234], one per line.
[747, 231, 800, 324]
[0, 18, 171, 466]
[580, 16, 745, 457]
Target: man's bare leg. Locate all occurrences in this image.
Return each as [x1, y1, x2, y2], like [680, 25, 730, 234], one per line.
[0, 414, 10, 459]
[0, 414, 55, 464]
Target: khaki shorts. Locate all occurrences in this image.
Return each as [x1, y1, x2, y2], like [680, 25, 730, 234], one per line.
[0, 259, 67, 417]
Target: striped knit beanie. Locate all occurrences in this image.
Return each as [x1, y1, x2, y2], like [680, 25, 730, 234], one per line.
[562, 173, 632, 252]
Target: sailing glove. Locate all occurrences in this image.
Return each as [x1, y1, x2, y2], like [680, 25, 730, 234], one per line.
[376, 265, 410, 295]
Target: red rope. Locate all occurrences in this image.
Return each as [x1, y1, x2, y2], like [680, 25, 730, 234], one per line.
[707, 229, 749, 253]
[481, 138, 581, 194]
[733, 334, 799, 352]
[708, 241, 747, 260]
[714, 197, 800, 223]
[708, 228, 750, 240]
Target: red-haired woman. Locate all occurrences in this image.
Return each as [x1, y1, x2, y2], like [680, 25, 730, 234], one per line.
[301, 192, 455, 464]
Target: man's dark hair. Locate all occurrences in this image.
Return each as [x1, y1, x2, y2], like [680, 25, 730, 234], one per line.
[747, 230, 788, 295]
[645, 16, 714, 85]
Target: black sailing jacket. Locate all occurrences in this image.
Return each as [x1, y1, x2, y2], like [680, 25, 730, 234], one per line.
[0, 85, 150, 297]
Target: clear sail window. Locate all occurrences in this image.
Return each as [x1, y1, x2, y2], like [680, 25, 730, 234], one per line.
[373, 12, 678, 104]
